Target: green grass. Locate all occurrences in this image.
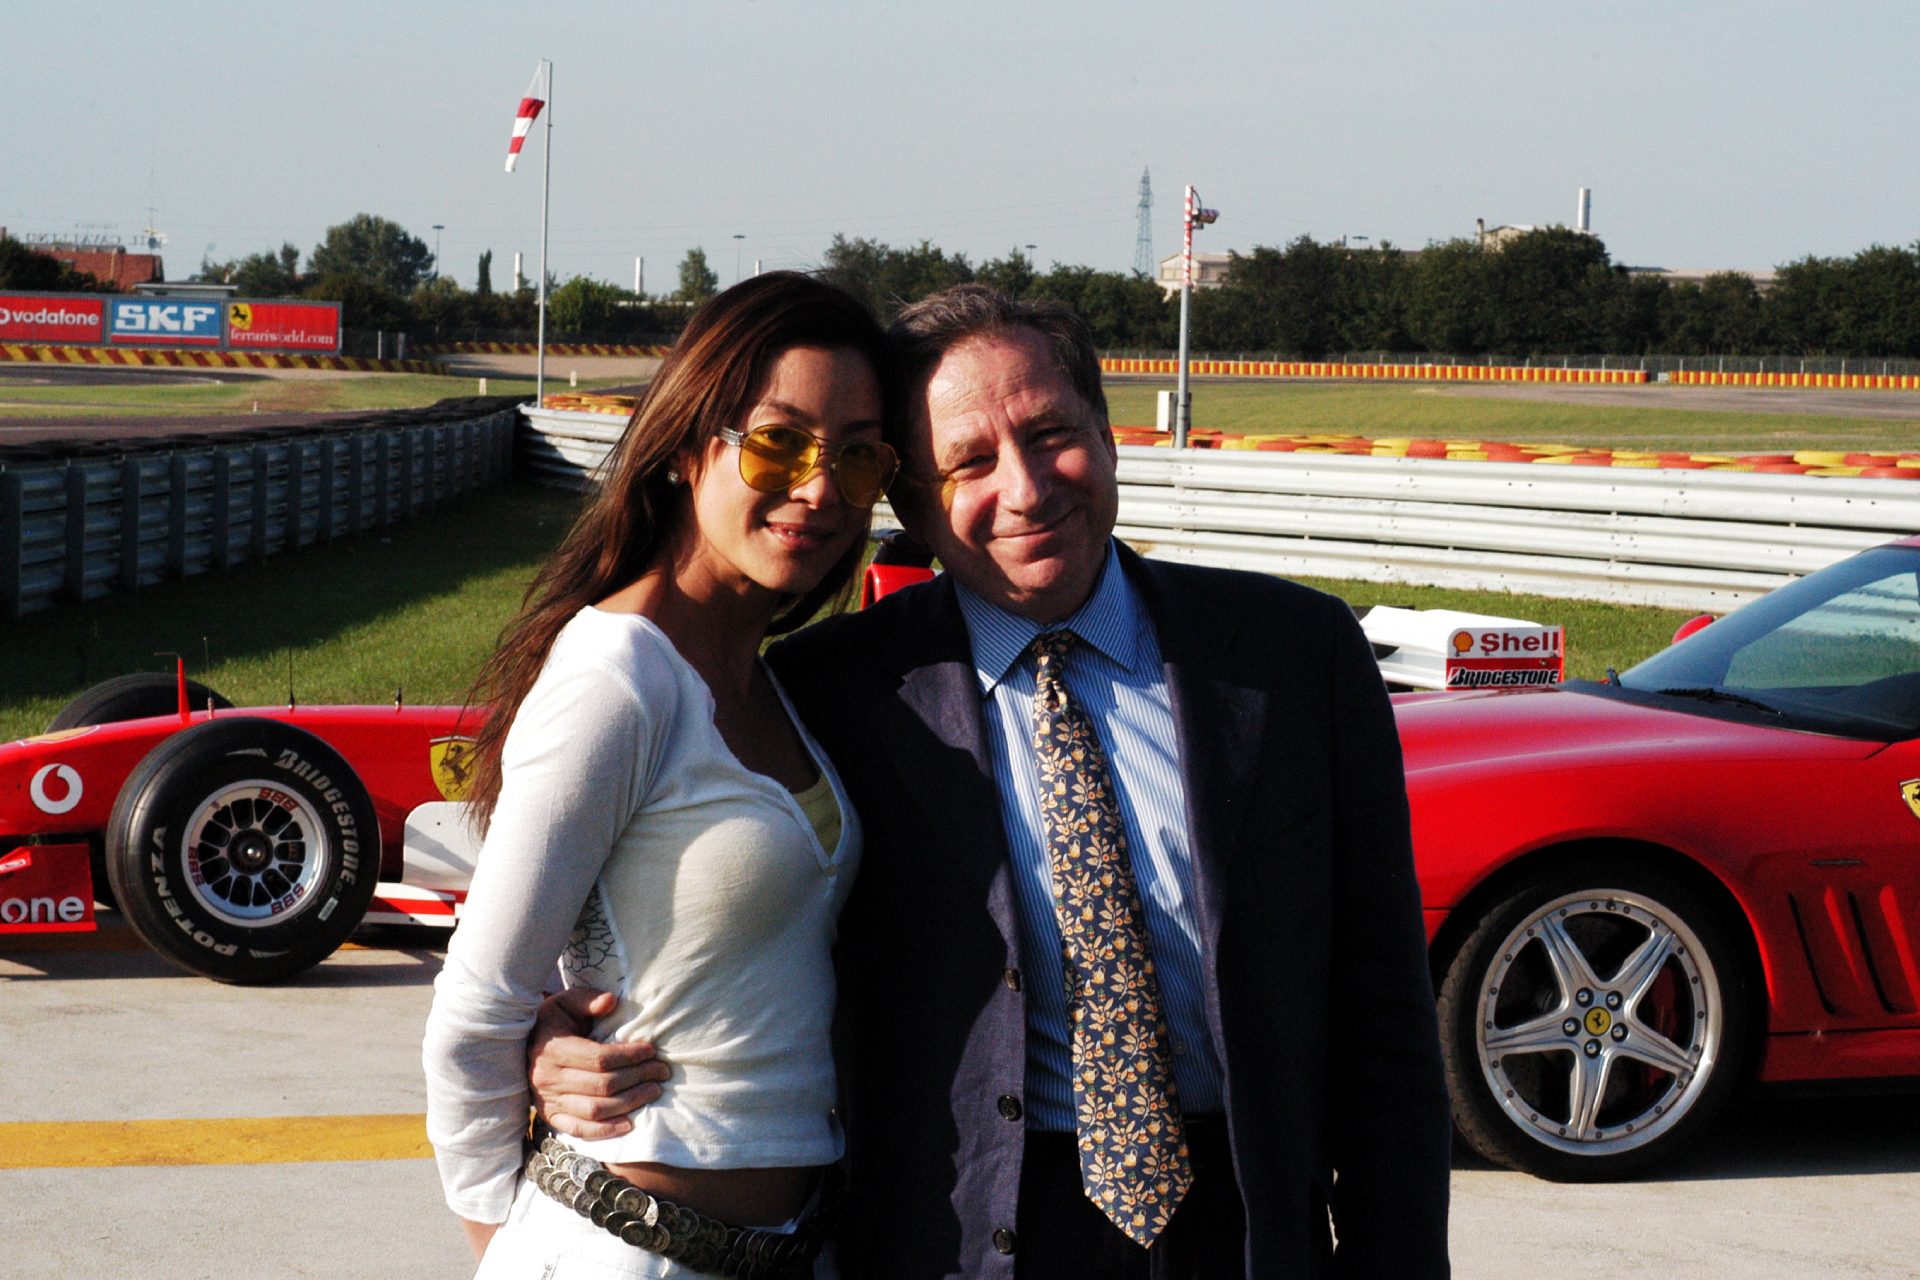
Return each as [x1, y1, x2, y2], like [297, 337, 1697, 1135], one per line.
[0, 477, 1696, 742]
[0, 480, 582, 740]
[1105, 382, 1920, 452]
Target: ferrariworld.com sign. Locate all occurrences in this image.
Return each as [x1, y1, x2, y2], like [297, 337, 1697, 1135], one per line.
[0, 294, 105, 343]
[1444, 626, 1566, 689]
[226, 300, 341, 352]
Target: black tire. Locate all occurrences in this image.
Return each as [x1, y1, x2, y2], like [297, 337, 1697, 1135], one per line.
[104, 718, 380, 984]
[1436, 859, 1751, 1180]
[48, 673, 234, 732]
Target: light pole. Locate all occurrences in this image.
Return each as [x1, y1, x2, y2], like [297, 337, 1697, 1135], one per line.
[733, 234, 745, 285]
[1174, 186, 1219, 448]
[432, 224, 444, 280]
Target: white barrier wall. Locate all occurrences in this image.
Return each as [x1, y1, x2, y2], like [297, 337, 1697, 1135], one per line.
[518, 406, 1920, 611]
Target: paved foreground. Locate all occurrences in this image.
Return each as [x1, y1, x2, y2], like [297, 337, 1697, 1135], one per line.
[2, 929, 1915, 1280]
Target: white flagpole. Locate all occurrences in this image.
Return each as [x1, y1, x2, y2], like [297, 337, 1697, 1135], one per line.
[536, 59, 552, 405]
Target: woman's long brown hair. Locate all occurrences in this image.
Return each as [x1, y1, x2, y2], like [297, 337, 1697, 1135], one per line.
[463, 272, 901, 832]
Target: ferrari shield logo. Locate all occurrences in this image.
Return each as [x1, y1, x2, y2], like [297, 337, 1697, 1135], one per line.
[228, 302, 253, 330]
[430, 736, 479, 802]
[1902, 779, 1920, 822]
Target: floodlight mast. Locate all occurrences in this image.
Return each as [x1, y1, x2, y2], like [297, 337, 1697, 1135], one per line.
[1174, 185, 1219, 448]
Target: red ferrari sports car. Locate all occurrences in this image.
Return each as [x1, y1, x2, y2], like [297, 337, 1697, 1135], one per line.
[1405, 535, 1920, 1178]
[3, 540, 1916, 1179]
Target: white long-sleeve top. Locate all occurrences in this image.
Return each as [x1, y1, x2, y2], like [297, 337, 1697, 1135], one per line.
[422, 608, 859, 1223]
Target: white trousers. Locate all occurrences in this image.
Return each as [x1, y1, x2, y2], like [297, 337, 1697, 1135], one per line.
[471, 1176, 835, 1280]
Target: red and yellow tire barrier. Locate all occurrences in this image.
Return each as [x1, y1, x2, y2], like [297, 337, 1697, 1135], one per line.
[416, 341, 670, 358]
[1097, 358, 1650, 384]
[1669, 369, 1920, 391]
[539, 391, 645, 415]
[0, 344, 443, 374]
[1103, 427, 1920, 478]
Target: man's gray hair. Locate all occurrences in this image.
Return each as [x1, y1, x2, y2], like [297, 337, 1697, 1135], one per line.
[888, 285, 1110, 440]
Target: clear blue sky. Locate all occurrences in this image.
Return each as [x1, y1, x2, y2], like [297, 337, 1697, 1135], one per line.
[7, 0, 1916, 291]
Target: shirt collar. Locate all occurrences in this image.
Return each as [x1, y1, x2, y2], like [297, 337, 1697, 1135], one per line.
[954, 541, 1145, 694]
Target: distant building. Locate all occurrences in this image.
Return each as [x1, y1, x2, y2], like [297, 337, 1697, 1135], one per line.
[1624, 266, 1778, 293]
[0, 229, 165, 290]
[1156, 251, 1233, 297]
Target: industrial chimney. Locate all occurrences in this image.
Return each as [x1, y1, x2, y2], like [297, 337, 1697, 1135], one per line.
[1576, 188, 1592, 233]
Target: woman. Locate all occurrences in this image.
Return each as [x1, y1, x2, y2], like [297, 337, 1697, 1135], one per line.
[423, 272, 902, 1279]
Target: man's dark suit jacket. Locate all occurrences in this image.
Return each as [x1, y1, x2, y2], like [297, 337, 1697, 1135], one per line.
[770, 546, 1451, 1279]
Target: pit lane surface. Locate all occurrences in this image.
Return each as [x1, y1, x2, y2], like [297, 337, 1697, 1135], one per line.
[3, 926, 1916, 1279]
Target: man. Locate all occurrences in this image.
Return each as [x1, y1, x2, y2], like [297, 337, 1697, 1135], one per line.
[532, 285, 1452, 1278]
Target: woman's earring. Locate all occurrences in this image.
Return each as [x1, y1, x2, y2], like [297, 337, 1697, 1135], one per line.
[665, 467, 683, 486]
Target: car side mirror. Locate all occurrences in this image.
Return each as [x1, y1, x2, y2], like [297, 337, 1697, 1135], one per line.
[1672, 614, 1715, 644]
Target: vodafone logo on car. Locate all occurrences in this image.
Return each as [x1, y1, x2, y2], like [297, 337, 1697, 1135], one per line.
[0, 293, 105, 343]
[29, 763, 84, 815]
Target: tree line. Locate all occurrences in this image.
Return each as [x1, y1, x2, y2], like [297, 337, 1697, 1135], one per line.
[8, 216, 1920, 359]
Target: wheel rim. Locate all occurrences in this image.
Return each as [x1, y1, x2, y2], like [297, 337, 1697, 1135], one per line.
[1475, 889, 1721, 1157]
[182, 781, 331, 927]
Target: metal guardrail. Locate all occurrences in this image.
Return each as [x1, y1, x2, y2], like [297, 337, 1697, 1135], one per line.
[517, 406, 1920, 611]
[0, 406, 520, 619]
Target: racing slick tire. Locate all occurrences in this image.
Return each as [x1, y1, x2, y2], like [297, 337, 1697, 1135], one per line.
[104, 718, 379, 984]
[49, 674, 235, 910]
[1436, 860, 1752, 1181]
[48, 673, 234, 731]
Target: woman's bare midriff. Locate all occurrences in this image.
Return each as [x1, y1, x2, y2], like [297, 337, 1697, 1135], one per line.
[603, 1160, 818, 1227]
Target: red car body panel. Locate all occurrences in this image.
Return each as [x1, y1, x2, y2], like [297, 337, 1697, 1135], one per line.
[1395, 684, 1920, 1083]
[1, 705, 481, 884]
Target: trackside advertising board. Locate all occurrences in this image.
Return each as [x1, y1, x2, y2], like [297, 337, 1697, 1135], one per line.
[110, 298, 224, 345]
[225, 300, 341, 351]
[0, 293, 105, 343]
[0, 291, 342, 354]
[1444, 626, 1566, 689]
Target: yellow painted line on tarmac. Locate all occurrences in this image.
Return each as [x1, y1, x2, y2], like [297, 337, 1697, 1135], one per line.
[0, 1114, 431, 1168]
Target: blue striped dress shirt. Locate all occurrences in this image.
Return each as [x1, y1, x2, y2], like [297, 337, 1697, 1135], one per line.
[953, 543, 1225, 1130]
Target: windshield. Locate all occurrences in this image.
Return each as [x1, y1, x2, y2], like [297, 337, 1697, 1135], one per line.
[1619, 545, 1920, 739]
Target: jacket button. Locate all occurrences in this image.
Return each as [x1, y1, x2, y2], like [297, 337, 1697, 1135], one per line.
[1003, 967, 1021, 991]
[993, 1227, 1017, 1254]
[997, 1094, 1023, 1122]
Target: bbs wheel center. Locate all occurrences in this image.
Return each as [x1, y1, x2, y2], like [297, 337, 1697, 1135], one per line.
[183, 783, 330, 926]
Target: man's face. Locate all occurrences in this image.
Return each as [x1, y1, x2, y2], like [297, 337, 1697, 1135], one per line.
[896, 329, 1119, 623]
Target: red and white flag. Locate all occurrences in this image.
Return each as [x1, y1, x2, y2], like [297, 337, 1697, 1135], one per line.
[504, 62, 548, 173]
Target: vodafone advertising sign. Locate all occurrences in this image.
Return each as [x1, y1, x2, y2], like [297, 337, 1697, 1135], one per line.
[0, 294, 105, 343]
[226, 300, 341, 352]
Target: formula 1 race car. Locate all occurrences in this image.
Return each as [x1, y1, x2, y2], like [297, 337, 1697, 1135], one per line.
[0, 667, 484, 983]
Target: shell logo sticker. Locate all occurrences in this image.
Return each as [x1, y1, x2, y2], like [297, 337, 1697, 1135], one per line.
[430, 736, 479, 802]
[228, 302, 253, 330]
[1584, 1008, 1613, 1036]
[1902, 779, 1920, 822]
[1451, 630, 1474, 655]
[29, 764, 83, 815]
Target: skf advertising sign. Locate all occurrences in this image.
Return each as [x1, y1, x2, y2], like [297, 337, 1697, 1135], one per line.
[109, 298, 223, 346]
[226, 300, 341, 352]
[0, 294, 105, 343]
[1444, 626, 1566, 689]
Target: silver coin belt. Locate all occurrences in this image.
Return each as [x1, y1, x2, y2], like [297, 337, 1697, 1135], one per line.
[526, 1131, 836, 1279]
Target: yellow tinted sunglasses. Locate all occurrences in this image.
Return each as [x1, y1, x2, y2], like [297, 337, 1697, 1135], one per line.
[717, 424, 900, 509]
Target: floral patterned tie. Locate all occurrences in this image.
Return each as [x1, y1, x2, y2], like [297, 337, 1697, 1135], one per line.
[1030, 630, 1192, 1247]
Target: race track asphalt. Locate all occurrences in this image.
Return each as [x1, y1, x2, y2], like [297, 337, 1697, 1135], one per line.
[2, 923, 1917, 1280]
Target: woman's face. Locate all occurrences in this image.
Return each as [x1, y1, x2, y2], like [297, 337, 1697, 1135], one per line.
[675, 345, 885, 601]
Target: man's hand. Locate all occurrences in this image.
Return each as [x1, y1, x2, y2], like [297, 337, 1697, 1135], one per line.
[528, 985, 670, 1139]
